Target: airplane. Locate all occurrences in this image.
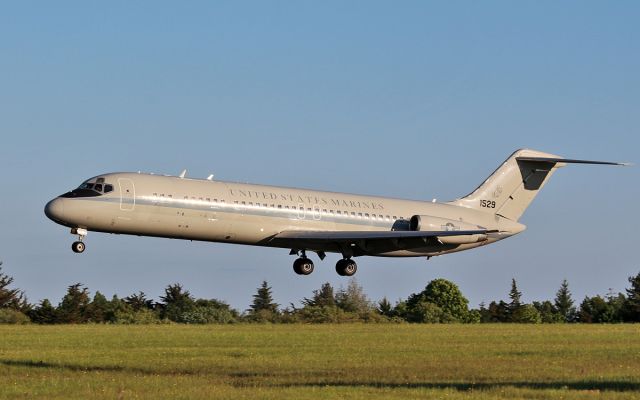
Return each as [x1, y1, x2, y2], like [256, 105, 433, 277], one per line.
[44, 149, 628, 276]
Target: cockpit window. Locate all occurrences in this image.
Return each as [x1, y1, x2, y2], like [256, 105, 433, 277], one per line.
[61, 178, 115, 198]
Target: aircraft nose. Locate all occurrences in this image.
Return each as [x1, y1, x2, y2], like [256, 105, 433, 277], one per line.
[44, 198, 65, 222]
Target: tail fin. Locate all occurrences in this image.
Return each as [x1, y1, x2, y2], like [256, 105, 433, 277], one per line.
[452, 149, 627, 221]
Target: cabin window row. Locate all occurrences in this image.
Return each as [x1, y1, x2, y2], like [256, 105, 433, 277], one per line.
[233, 200, 402, 221]
[152, 194, 404, 221]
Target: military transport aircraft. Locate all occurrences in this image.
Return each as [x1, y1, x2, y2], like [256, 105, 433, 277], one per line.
[45, 149, 627, 276]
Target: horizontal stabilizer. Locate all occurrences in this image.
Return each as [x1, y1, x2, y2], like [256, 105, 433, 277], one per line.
[515, 157, 631, 166]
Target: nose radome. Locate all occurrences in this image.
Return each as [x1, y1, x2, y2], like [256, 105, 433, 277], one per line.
[44, 198, 65, 222]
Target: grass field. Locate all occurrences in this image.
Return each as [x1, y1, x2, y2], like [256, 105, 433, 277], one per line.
[0, 324, 639, 399]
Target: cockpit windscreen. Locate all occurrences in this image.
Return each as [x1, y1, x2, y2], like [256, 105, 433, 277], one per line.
[61, 178, 114, 198]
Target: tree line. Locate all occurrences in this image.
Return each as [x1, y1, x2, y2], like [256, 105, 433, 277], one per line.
[1, 261, 639, 324]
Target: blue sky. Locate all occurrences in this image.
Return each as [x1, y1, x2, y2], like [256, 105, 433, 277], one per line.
[1, 2, 638, 310]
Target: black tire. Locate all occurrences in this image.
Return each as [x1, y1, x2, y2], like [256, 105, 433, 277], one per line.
[343, 260, 357, 276]
[72, 241, 85, 253]
[336, 258, 357, 276]
[335, 259, 347, 276]
[293, 257, 314, 275]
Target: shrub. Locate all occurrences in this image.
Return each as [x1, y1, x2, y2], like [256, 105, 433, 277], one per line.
[0, 308, 31, 324]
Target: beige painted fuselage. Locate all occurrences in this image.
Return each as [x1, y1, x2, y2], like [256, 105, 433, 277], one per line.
[46, 171, 527, 256]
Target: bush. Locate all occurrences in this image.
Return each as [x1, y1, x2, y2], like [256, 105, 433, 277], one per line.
[0, 308, 31, 324]
[180, 306, 237, 324]
[511, 304, 542, 323]
[113, 308, 163, 324]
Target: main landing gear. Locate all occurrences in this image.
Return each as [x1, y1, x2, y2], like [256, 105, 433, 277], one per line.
[335, 258, 357, 276]
[70, 227, 88, 254]
[290, 250, 358, 276]
[292, 252, 314, 275]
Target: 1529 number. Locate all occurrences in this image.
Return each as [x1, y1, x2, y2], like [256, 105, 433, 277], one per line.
[480, 200, 496, 208]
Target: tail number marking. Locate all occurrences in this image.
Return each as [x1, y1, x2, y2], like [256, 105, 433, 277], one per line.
[480, 200, 496, 209]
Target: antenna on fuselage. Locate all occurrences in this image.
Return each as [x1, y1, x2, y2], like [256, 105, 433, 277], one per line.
[207, 174, 214, 181]
[179, 169, 187, 179]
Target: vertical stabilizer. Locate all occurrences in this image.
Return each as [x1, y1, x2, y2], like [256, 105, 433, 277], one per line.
[452, 149, 563, 221]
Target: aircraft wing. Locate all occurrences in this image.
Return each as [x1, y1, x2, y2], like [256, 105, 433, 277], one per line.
[268, 229, 489, 255]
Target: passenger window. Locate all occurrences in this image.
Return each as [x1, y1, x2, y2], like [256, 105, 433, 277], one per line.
[104, 184, 113, 193]
[365, 213, 369, 218]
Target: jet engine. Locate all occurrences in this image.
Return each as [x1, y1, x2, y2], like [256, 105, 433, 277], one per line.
[409, 215, 487, 244]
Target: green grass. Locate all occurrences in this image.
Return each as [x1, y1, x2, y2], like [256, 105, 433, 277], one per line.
[0, 324, 639, 399]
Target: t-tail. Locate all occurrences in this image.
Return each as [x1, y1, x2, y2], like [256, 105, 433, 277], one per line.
[452, 149, 629, 222]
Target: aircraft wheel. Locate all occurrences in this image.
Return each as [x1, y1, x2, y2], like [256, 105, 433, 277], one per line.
[336, 258, 357, 276]
[72, 241, 85, 253]
[293, 257, 314, 275]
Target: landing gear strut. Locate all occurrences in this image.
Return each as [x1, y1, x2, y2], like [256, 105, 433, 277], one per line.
[292, 250, 314, 275]
[70, 228, 87, 254]
[336, 258, 357, 276]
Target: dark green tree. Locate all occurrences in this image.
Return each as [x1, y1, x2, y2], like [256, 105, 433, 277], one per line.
[29, 299, 57, 324]
[85, 291, 109, 323]
[533, 300, 563, 323]
[578, 294, 624, 323]
[377, 297, 394, 318]
[623, 271, 640, 322]
[302, 283, 336, 308]
[0, 263, 29, 311]
[124, 291, 154, 311]
[406, 279, 470, 322]
[160, 283, 195, 322]
[505, 278, 527, 322]
[248, 281, 279, 322]
[554, 279, 575, 322]
[481, 300, 509, 322]
[57, 283, 90, 323]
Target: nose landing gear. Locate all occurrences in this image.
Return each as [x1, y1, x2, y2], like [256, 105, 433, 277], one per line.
[70, 227, 88, 254]
[72, 241, 85, 253]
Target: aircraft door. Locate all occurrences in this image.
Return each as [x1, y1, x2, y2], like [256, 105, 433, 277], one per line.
[118, 178, 136, 211]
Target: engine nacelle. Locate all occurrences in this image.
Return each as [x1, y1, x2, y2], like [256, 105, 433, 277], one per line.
[409, 215, 477, 232]
[409, 215, 487, 244]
